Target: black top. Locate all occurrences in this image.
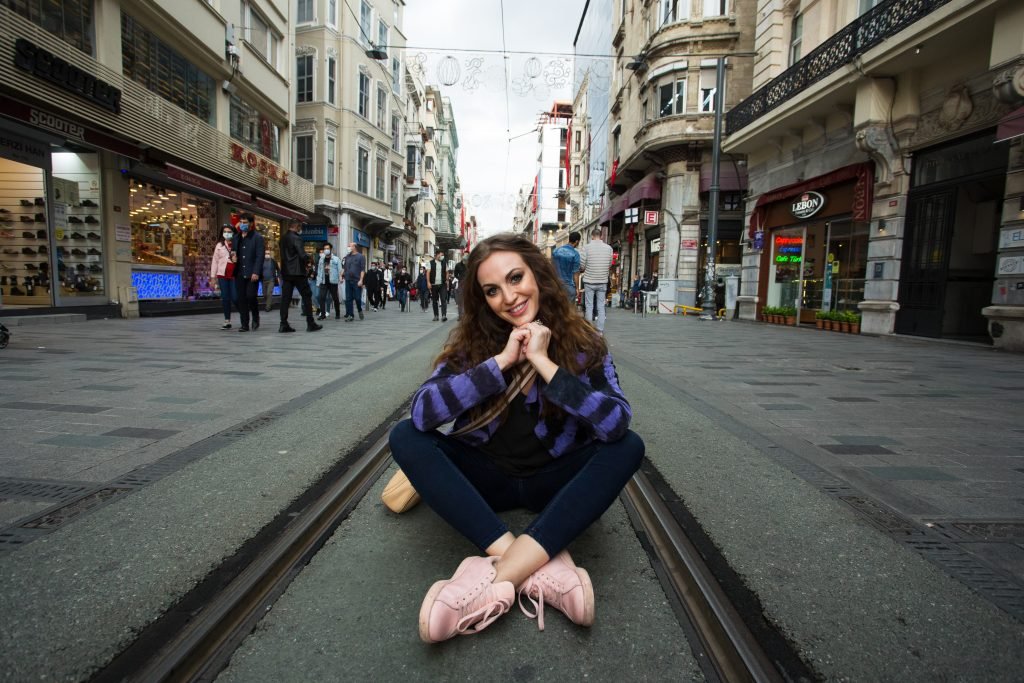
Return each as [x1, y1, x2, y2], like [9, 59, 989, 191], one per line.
[478, 394, 551, 476]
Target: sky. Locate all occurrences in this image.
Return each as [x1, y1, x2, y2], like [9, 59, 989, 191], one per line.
[403, 0, 589, 236]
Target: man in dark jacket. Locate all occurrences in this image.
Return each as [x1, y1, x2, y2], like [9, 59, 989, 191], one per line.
[394, 265, 413, 312]
[278, 219, 321, 333]
[428, 249, 449, 322]
[231, 213, 265, 332]
[365, 262, 384, 310]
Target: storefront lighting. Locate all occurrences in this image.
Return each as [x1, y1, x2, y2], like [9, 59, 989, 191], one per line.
[877, 219, 887, 235]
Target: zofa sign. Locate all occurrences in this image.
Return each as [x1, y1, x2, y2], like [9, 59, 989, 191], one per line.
[791, 191, 826, 220]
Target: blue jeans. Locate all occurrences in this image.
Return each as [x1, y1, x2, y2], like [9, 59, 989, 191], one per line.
[345, 279, 363, 318]
[218, 277, 236, 320]
[389, 419, 644, 556]
[583, 282, 607, 332]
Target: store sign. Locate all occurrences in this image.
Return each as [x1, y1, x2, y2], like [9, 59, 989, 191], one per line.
[644, 210, 659, 225]
[790, 191, 826, 219]
[0, 130, 47, 166]
[301, 224, 328, 241]
[229, 142, 289, 188]
[14, 39, 122, 114]
[774, 235, 803, 263]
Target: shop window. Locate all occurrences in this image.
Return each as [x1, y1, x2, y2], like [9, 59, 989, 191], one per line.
[121, 14, 215, 124]
[3, 0, 94, 55]
[229, 95, 280, 161]
[294, 135, 314, 181]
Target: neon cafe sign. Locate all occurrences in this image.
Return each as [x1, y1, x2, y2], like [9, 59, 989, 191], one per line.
[775, 235, 803, 263]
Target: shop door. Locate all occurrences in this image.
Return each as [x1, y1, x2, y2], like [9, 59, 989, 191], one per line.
[766, 227, 806, 312]
[895, 189, 955, 337]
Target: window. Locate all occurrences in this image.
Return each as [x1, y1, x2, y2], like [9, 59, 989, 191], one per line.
[296, 54, 313, 103]
[612, 128, 621, 159]
[360, 0, 372, 47]
[789, 14, 803, 66]
[376, 155, 386, 200]
[328, 0, 337, 26]
[574, 165, 580, 185]
[425, 156, 434, 171]
[6, 0, 94, 54]
[326, 136, 336, 186]
[357, 146, 369, 193]
[391, 173, 401, 212]
[657, 75, 686, 117]
[229, 95, 280, 161]
[859, 0, 882, 14]
[722, 193, 741, 211]
[377, 85, 388, 128]
[378, 20, 389, 53]
[406, 145, 417, 178]
[424, 212, 431, 227]
[327, 57, 336, 105]
[699, 61, 719, 112]
[702, 0, 727, 17]
[659, 0, 687, 26]
[574, 130, 581, 152]
[121, 14, 215, 124]
[358, 71, 370, 118]
[642, 97, 649, 124]
[297, 0, 313, 23]
[294, 135, 313, 181]
[391, 57, 402, 95]
[391, 115, 401, 151]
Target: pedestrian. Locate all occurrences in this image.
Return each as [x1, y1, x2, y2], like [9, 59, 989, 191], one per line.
[389, 232, 644, 643]
[365, 261, 383, 311]
[578, 228, 613, 334]
[262, 247, 280, 312]
[428, 248, 448, 322]
[210, 224, 237, 330]
[395, 264, 413, 312]
[343, 241, 366, 321]
[277, 220, 321, 333]
[416, 266, 429, 311]
[316, 242, 342, 320]
[308, 248, 322, 316]
[382, 262, 393, 309]
[453, 252, 468, 319]
[231, 213, 264, 332]
[552, 231, 581, 304]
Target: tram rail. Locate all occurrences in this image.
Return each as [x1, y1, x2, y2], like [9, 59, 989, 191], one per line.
[92, 416, 797, 683]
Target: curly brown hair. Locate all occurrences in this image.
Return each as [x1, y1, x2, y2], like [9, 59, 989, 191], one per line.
[435, 233, 606, 380]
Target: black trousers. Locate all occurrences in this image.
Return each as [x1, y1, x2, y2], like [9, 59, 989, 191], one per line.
[235, 276, 260, 328]
[431, 284, 448, 318]
[318, 281, 340, 317]
[279, 275, 313, 322]
[368, 286, 381, 308]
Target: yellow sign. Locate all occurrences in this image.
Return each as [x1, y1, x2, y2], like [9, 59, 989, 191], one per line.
[827, 252, 835, 263]
[55, 229, 64, 241]
[831, 261, 840, 274]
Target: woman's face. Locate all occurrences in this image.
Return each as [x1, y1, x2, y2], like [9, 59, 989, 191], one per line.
[476, 250, 539, 326]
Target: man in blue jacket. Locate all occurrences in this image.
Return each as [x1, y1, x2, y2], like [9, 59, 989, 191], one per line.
[231, 213, 265, 332]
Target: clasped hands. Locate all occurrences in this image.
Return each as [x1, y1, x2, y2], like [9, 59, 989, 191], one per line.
[495, 320, 550, 372]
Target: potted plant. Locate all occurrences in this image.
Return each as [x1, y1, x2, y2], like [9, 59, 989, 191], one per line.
[783, 306, 797, 326]
[838, 310, 851, 333]
[760, 305, 771, 322]
[815, 310, 825, 330]
[849, 311, 861, 334]
[821, 310, 834, 330]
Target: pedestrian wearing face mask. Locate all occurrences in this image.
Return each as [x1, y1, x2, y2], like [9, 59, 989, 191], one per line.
[428, 249, 449, 322]
[231, 213, 265, 332]
[210, 224, 237, 329]
[278, 219, 321, 333]
[262, 249, 280, 312]
[316, 242, 342, 320]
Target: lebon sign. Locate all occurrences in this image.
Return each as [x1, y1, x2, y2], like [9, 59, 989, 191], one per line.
[791, 191, 826, 219]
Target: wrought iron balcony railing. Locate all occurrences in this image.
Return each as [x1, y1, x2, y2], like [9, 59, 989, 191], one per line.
[726, 0, 953, 135]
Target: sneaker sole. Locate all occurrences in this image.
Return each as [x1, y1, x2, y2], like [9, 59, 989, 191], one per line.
[417, 556, 479, 643]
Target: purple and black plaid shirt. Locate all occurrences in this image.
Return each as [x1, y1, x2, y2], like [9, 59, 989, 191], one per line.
[410, 354, 632, 458]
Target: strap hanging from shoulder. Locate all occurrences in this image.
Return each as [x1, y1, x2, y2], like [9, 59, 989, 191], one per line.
[450, 364, 537, 437]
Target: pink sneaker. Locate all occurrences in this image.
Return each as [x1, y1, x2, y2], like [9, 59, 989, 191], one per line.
[419, 556, 515, 643]
[518, 550, 595, 630]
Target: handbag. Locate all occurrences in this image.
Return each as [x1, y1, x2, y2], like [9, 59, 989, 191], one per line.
[382, 365, 537, 514]
[224, 261, 235, 278]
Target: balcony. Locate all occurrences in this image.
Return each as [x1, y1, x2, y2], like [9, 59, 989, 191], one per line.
[726, 0, 954, 135]
[634, 113, 715, 152]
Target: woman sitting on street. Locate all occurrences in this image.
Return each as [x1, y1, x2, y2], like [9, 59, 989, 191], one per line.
[389, 232, 644, 643]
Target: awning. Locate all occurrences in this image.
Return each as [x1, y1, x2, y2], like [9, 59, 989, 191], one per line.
[625, 172, 662, 205]
[996, 105, 1024, 143]
[747, 162, 873, 237]
[165, 164, 251, 204]
[254, 197, 307, 221]
[598, 194, 630, 225]
[700, 161, 748, 193]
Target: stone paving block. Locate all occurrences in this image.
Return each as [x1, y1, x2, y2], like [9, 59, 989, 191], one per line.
[146, 397, 196, 404]
[822, 444, 896, 455]
[36, 434, 129, 449]
[827, 396, 880, 402]
[102, 427, 181, 440]
[864, 466, 961, 481]
[78, 385, 136, 392]
[759, 403, 812, 410]
[832, 435, 904, 445]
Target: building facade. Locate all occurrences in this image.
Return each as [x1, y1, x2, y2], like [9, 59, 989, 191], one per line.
[594, 0, 756, 311]
[724, 0, 1024, 350]
[0, 0, 314, 315]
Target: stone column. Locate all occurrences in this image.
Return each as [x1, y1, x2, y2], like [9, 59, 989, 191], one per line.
[661, 160, 700, 309]
[983, 137, 1024, 351]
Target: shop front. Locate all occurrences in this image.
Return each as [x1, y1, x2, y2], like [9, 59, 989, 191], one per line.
[749, 163, 873, 324]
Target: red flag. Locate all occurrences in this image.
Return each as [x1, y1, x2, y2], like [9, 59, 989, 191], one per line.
[531, 173, 538, 213]
[609, 159, 619, 187]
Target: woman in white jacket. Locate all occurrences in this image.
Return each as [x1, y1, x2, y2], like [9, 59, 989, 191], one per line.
[210, 224, 237, 329]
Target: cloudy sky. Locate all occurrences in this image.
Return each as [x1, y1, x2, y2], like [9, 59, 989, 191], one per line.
[403, 0, 589, 236]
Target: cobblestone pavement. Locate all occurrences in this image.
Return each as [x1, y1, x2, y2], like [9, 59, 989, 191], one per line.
[604, 310, 1024, 603]
[0, 306, 445, 529]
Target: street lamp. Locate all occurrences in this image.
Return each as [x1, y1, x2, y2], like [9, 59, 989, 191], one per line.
[699, 57, 726, 321]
